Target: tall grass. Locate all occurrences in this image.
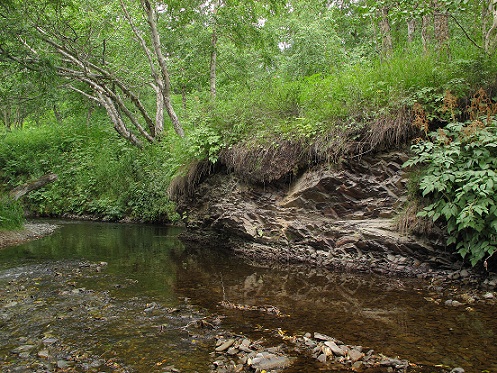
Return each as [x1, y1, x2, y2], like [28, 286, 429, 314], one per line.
[0, 196, 24, 230]
[200, 45, 497, 147]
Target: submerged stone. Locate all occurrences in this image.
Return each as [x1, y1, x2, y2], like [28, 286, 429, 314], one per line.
[215, 339, 235, 352]
[250, 354, 292, 370]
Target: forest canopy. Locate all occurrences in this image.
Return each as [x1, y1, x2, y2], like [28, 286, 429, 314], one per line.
[2, 0, 496, 142]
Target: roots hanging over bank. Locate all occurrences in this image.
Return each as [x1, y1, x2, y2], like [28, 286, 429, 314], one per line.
[168, 160, 215, 200]
[170, 106, 420, 201]
[219, 139, 307, 185]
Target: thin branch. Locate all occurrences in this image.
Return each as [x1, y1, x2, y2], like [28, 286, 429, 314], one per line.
[68, 85, 100, 102]
[449, 14, 484, 51]
[120, 0, 159, 83]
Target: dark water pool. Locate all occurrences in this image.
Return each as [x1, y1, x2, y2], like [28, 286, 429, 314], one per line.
[0, 221, 495, 372]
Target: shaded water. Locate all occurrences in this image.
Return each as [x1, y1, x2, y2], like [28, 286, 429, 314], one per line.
[0, 221, 495, 372]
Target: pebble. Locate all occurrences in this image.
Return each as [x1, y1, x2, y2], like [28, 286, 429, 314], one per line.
[37, 349, 50, 358]
[352, 361, 364, 371]
[250, 353, 292, 370]
[483, 292, 495, 299]
[42, 337, 58, 345]
[56, 360, 71, 369]
[314, 332, 332, 340]
[348, 348, 364, 362]
[324, 340, 345, 356]
[215, 339, 235, 352]
[12, 345, 35, 354]
[444, 299, 463, 307]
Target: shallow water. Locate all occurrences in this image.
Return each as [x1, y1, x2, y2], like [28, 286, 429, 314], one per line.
[0, 221, 495, 372]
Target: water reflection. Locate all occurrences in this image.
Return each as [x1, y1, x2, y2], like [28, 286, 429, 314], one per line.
[0, 221, 495, 372]
[172, 246, 497, 372]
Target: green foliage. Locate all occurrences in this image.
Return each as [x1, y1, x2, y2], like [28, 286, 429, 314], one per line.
[0, 196, 24, 230]
[0, 118, 182, 223]
[207, 46, 491, 147]
[404, 118, 497, 266]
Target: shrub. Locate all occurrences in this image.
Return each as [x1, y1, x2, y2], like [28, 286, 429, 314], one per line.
[404, 94, 497, 266]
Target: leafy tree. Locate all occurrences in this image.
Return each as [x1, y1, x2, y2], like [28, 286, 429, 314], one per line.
[267, 0, 345, 78]
[0, 0, 188, 146]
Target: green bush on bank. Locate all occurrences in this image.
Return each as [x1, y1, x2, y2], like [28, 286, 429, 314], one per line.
[0, 196, 25, 230]
[0, 119, 181, 223]
[404, 115, 497, 266]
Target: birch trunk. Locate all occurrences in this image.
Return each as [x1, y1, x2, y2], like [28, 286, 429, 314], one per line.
[422, 14, 431, 54]
[210, 29, 217, 99]
[142, 0, 184, 138]
[484, 0, 497, 54]
[407, 19, 416, 44]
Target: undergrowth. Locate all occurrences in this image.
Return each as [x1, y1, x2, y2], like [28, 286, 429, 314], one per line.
[0, 196, 25, 230]
[0, 119, 181, 222]
[404, 89, 497, 266]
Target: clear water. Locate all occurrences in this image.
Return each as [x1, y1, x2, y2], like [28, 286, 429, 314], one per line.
[0, 220, 495, 372]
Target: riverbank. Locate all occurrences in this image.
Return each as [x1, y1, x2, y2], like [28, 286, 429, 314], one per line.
[0, 222, 58, 249]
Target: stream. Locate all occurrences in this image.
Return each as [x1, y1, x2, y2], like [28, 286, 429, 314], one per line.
[0, 220, 495, 372]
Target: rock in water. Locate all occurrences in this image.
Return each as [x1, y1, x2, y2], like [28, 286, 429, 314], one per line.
[250, 353, 292, 370]
[324, 340, 345, 356]
[215, 339, 235, 352]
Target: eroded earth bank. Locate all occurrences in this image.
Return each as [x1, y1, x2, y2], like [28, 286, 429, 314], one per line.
[176, 149, 491, 283]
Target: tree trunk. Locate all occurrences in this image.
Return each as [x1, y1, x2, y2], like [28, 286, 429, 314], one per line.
[142, 0, 184, 138]
[210, 29, 217, 99]
[1, 109, 12, 130]
[182, 85, 187, 111]
[422, 14, 431, 54]
[379, 7, 393, 56]
[433, 0, 450, 57]
[407, 19, 416, 44]
[86, 103, 94, 126]
[484, 0, 497, 54]
[53, 104, 63, 124]
[97, 91, 144, 148]
[14, 106, 23, 128]
[153, 83, 164, 135]
[10, 173, 58, 201]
